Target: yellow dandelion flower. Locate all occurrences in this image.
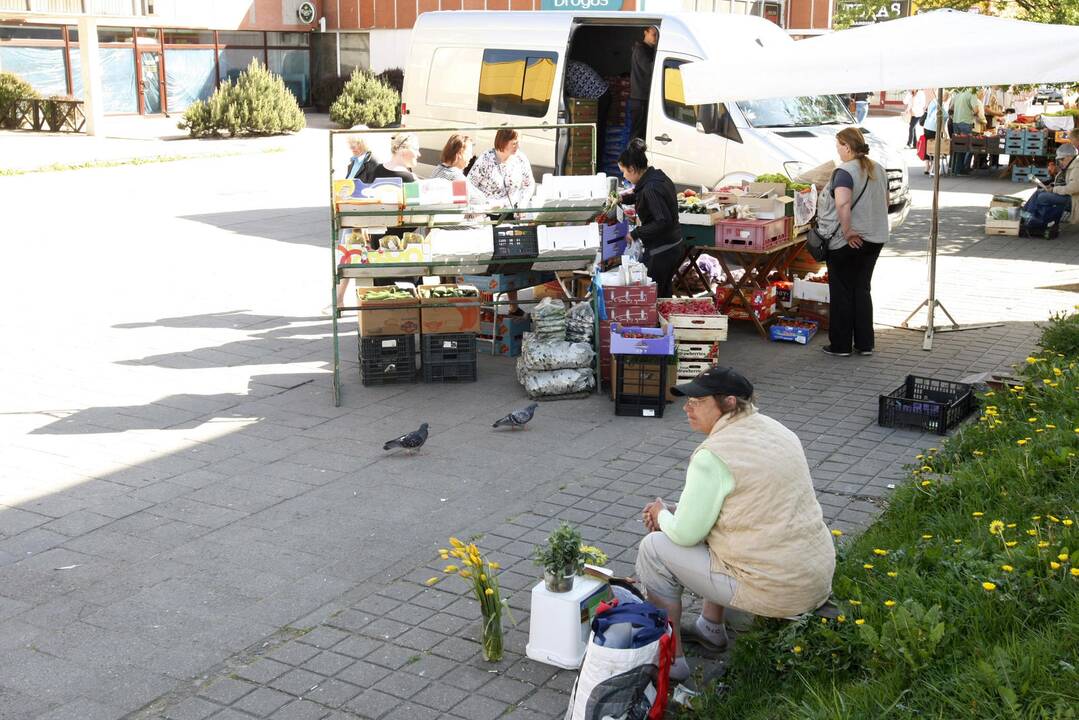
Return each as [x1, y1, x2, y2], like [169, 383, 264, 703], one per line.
[1058, 553, 1069, 562]
[887, 571, 898, 578]
[920, 465, 933, 472]
[929, 447, 939, 453]
[848, 599, 862, 606]
[1006, 541, 1018, 547]
[837, 615, 846, 623]
[1053, 368, 1063, 377]
[915, 454, 925, 460]
[1071, 568, 1079, 577]
[954, 539, 963, 544]
[1043, 379, 1052, 386]
[922, 534, 933, 539]
[443, 564, 458, 573]
[855, 619, 866, 626]
[1028, 417, 1038, 423]
[1001, 565, 1014, 573]
[863, 563, 874, 570]
[1017, 439, 1028, 446]
[972, 512, 985, 518]
[989, 521, 1005, 534]
[1027, 529, 1038, 536]
[884, 600, 896, 607]
[485, 587, 495, 595]
[792, 645, 802, 654]
[1048, 515, 1061, 523]
[1047, 424, 1057, 429]
[1063, 519, 1074, 527]
[1007, 523, 1017, 528]
[1038, 541, 1050, 549]
[831, 529, 843, 537]
[1051, 561, 1061, 570]
[973, 450, 984, 456]
[425, 577, 440, 586]
[1026, 357, 1038, 364]
[921, 480, 932, 487]
[1033, 515, 1042, 521]
[982, 582, 996, 591]
[873, 548, 889, 556]
[820, 617, 828, 624]
[1036, 429, 1044, 433]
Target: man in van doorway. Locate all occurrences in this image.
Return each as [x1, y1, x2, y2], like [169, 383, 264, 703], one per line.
[629, 25, 658, 144]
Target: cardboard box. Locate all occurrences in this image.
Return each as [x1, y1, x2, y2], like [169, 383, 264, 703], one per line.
[747, 182, 788, 197]
[607, 304, 659, 325]
[793, 276, 830, 304]
[602, 284, 658, 306]
[678, 211, 722, 226]
[479, 313, 531, 339]
[478, 333, 525, 357]
[985, 197, 1022, 237]
[538, 223, 600, 252]
[773, 280, 793, 308]
[457, 272, 553, 293]
[609, 355, 677, 402]
[356, 285, 420, 337]
[418, 284, 481, 334]
[610, 322, 675, 356]
[769, 316, 819, 345]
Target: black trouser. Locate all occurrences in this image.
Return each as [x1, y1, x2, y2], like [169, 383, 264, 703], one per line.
[826, 242, 883, 353]
[628, 98, 648, 144]
[644, 243, 682, 299]
[907, 113, 925, 147]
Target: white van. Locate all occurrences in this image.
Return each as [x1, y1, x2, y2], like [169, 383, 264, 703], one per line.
[401, 11, 910, 227]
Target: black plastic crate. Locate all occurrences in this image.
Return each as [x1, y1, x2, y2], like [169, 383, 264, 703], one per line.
[421, 333, 477, 363]
[423, 360, 477, 383]
[614, 355, 668, 418]
[359, 334, 416, 386]
[878, 375, 977, 435]
[493, 224, 539, 258]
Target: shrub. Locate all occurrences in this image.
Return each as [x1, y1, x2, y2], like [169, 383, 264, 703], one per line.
[178, 59, 305, 138]
[1038, 308, 1079, 358]
[376, 67, 404, 96]
[42, 95, 75, 132]
[0, 71, 38, 129]
[329, 68, 399, 128]
[312, 74, 349, 112]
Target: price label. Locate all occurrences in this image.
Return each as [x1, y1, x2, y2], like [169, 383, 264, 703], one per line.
[381, 340, 397, 348]
[643, 409, 656, 417]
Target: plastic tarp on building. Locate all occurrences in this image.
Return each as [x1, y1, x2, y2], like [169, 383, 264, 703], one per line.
[164, 48, 216, 111]
[681, 10, 1079, 105]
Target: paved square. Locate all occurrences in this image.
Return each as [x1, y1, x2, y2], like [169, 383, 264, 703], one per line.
[1, 116, 1077, 719]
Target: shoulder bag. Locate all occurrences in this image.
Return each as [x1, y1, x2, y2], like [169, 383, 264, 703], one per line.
[806, 175, 869, 262]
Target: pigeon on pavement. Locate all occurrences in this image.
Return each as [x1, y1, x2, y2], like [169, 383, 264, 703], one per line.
[383, 423, 429, 453]
[493, 403, 539, 430]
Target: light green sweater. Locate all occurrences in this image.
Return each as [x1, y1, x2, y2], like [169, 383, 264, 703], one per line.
[657, 449, 734, 546]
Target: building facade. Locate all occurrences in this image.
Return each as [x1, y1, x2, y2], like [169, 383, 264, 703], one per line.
[0, 0, 831, 118]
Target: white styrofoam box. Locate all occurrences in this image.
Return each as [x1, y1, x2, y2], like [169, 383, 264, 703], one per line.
[426, 225, 494, 256]
[539, 173, 611, 200]
[793, 276, 830, 304]
[538, 223, 601, 252]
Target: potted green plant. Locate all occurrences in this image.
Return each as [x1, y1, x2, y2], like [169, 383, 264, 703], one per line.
[534, 522, 582, 593]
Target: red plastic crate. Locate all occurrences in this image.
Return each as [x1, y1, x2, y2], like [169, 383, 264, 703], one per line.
[715, 218, 788, 252]
[602, 284, 658, 306]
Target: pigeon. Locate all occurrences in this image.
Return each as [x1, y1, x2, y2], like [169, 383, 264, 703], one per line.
[493, 403, 539, 430]
[383, 423, 428, 453]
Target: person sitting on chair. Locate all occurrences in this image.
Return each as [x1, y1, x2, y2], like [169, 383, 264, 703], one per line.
[1022, 142, 1078, 239]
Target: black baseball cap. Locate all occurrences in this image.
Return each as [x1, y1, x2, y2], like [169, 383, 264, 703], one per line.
[671, 366, 754, 399]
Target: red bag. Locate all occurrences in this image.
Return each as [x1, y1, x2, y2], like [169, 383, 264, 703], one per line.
[917, 134, 928, 161]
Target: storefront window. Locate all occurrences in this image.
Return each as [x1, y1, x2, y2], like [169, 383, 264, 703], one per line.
[163, 30, 214, 46]
[164, 48, 216, 111]
[69, 47, 82, 99]
[339, 32, 370, 77]
[269, 48, 310, 106]
[267, 32, 309, 47]
[0, 46, 68, 96]
[100, 47, 137, 112]
[216, 31, 263, 47]
[0, 25, 64, 42]
[98, 27, 135, 45]
[218, 47, 263, 84]
[135, 28, 160, 44]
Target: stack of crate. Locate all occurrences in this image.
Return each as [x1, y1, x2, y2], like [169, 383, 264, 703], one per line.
[418, 283, 480, 383]
[658, 298, 729, 380]
[610, 324, 675, 418]
[458, 272, 549, 357]
[565, 98, 598, 176]
[356, 286, 420, 387]
[599, 284, 658, 386]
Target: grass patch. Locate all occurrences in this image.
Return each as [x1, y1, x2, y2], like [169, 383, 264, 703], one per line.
[681, 309, 1079, 720]
[0, 147, 284, 176]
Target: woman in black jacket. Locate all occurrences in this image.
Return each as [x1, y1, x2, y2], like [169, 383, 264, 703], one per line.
[619, 139, 683, 297]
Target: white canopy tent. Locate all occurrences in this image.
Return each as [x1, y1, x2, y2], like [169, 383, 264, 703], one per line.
[680, 10, 1079, 349]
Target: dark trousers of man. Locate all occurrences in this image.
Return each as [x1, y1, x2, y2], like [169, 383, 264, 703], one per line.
[826, 242, 884, 353]
[1023, 190, 1072, 231]
[907, 113, 925, 147]
[644, 244, 682, 299]
[628, 98, 648, 144]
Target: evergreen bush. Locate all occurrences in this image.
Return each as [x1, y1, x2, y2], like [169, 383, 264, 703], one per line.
[178, 59, 305, 138]
[329, 69, 399, 128]
[0, 71, 39, 129]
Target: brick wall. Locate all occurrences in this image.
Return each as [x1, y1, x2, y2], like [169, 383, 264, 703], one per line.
[786, 0, 830, 30]
[325, 0, 638, 30]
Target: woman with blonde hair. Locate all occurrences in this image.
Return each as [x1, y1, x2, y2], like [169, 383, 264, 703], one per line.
[815, 127, 889, 357]
[372, 132, 420, 182]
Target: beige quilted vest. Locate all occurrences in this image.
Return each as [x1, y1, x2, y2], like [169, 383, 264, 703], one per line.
[699, 408, 835, 618]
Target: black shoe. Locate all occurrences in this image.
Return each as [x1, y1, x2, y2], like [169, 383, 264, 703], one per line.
[1045, 223, 1060, 240]
[822, 345, 852, 357]
[855, 348, 874, 356]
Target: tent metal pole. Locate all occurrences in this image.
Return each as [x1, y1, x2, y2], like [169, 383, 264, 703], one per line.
[924, 87, 944, 350]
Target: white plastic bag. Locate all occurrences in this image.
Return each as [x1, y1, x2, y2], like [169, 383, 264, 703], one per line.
[518, 366, 595, 398]
[520, 333, 594, 372]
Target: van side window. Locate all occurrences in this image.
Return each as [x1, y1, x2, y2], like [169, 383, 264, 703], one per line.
[477, 49, 559, 118]
[662, 58, 741, 143]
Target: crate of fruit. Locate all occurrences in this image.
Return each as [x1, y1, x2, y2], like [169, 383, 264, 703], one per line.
[769, 316, 819, 345]
[610, 322, 675, 355]
[657, 297, 728, 341]
[715, 217, 788, 252]
[676, 341, 720, 361]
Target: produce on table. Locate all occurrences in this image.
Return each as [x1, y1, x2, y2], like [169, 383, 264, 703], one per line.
[419, 285, 478, 298]
[754, 173, 790, 186]
[361, 287, 414, 302]
[658, 298, 719, 317]
[774, 317, 819, 330]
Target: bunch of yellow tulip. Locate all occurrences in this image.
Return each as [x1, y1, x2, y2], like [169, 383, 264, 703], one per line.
[439, 537, 507, 662]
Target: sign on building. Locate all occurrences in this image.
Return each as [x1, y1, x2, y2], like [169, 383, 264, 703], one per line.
[540, 0, 625, 10]
[837, 0, 909, 26]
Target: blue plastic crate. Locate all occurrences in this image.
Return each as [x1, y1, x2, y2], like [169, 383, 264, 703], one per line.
[769, 317, 819, 345]
[1006, 129, 1025, 143]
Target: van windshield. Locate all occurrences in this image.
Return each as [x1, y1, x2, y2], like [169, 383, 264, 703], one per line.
[737, 95, 852, 128]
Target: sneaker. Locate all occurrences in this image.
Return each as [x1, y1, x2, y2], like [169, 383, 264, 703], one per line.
[855, 348, 874, 356]
[822, 345, 852, 357]
[682, 617, 729, 653]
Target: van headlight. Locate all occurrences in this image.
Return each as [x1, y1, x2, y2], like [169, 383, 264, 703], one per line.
[784, 161, 810, 180]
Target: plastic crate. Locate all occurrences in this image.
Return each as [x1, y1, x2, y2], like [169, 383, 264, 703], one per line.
[493, 225, 539, 259]
[715, 218, 788, 252]
[614, 355, 668, 418]
[423, 360, 477, 383]
[359, 335, 417, 386]
[421, 333, 477, 363]
[878, 375, 977, 435]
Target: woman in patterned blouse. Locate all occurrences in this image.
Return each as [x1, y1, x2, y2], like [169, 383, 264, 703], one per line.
[466, 128, 535, 208]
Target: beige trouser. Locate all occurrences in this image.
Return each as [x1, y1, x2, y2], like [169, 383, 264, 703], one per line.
[635, 531, 738, 605]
